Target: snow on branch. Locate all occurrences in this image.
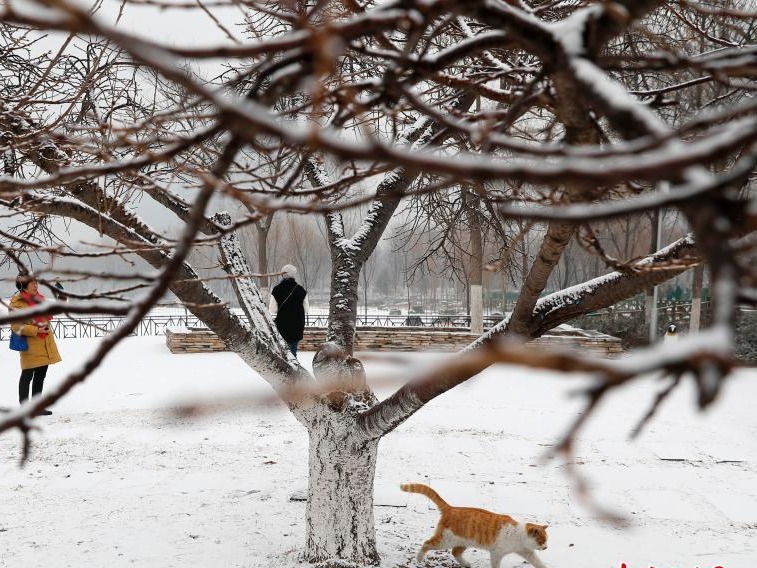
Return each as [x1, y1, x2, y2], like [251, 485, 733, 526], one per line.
[358, 233, 701, 438]
[10, 2, 750, 193]
[568, 57, 672, 139]
[498, 148, 757, 222]
[304, 155, 334, 189]
[15, 193, 170, 251]
[212, 212, 318, 422]
[214, 211, 299, 368]
[175, 93, 757, 185]
[510, 235, 697, 339]
[327, 116, 433, 256]
[358, 320, 734, 440]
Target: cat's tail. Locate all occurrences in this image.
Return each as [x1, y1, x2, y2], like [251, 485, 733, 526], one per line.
[400, 483, 449, 510]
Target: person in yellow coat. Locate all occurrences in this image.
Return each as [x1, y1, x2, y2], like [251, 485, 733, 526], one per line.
[10, 274, 62, 416]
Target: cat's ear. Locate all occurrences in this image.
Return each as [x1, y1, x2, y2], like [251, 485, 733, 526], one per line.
[541, 524, 549, 530]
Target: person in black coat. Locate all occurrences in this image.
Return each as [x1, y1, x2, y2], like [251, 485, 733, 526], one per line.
[269, 264, 309, 355]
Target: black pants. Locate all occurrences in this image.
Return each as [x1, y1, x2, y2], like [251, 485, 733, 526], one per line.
[19, 365, 48, 403]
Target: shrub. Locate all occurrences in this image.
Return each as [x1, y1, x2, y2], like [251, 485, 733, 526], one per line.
[735, 310, 757, 362]
[573, 311, 647, 350]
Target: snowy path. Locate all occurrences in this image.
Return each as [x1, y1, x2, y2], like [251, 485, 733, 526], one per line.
[1, 337, 755, 567]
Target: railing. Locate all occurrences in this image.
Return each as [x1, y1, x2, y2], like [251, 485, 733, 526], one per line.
[0, 312, 489, 341]
[0, 314, 207, 341]
[306, 313, 482, 327]
[1, 302, 708, 341]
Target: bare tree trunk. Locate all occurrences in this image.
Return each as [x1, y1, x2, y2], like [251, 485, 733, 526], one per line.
[363, 268, 368, 321]
[502, 271, 509, 313]
[645, 210, 660, 333]
[560, 239, 573, 290]
[521, 233, 529, 287]
[305, 412, 380, 565]
[690, 262, 705, 333]
[256, 214, 274, 294]
[303, 343, 381, 565]
[623, 218, 632, 259]
[466, 189, 484, 334]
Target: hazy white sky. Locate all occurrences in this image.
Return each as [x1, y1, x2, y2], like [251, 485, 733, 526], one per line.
[97, 0, 245, 46]
[11, 0, 246, 51]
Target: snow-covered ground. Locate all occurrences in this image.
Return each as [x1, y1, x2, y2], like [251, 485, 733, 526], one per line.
[0, 337, 755, 568]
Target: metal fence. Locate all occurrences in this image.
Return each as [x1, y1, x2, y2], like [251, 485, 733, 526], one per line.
[0, 314, 207, 341]
[305, 313, 480, 327]
[0, 312, 488, 341]
[1, 302, 702, 341]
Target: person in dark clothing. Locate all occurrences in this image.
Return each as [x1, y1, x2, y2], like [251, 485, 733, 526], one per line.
[269, 264, 309, 355]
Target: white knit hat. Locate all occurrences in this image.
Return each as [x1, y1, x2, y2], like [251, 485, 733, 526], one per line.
[281, 264, 297, 278]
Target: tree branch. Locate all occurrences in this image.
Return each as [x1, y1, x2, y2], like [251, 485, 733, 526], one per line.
[358, 234, 700, 437]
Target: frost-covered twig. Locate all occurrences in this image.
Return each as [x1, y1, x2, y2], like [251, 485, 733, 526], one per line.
[629, 375, 683, 440]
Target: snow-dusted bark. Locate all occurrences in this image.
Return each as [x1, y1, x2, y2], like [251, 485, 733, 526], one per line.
[322, 207, 364, 355]
[506, 235, 698, 341]
[213, 213, 314, 396]
[321, 170, 417, 353]
[463, 0, 664, 64]
[306, 411, 380, 565]
[508, 221, 576, 335]
[300, 343, 380, 564]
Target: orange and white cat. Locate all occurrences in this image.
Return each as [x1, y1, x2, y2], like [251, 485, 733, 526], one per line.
[401, 483, 549, 568]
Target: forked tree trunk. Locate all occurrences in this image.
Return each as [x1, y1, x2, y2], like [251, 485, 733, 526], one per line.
[305, 407, 380, 566]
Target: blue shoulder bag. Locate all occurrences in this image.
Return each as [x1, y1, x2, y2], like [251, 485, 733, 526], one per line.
[9, 332, 28, 352]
